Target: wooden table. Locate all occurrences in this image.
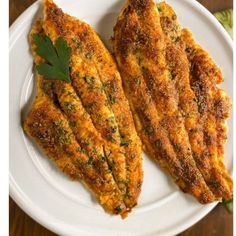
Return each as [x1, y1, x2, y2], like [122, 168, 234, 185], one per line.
[10, 0, 233, 235]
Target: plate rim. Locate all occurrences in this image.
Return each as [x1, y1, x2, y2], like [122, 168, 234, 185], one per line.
[9, 0, 232, 235]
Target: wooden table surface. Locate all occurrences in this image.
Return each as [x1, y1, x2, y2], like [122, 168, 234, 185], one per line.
[9, 0, 233, 235]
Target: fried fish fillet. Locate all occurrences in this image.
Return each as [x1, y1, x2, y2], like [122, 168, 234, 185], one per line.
[157, 2, 232, 200]
[42, 0, 143, 211]
[25, 21, 127, 216]
[24, 0, 142, 216]
[112, 0, 215, 203]
[181, 29, 233, 200]
[24, 77, 127, 215]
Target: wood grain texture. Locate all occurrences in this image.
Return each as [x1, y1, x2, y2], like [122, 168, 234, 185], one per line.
[197, 0, 233, 12]
[9, 0, 233, 235]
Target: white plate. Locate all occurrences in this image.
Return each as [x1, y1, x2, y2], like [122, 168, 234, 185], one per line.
[10, 0, 233, 235]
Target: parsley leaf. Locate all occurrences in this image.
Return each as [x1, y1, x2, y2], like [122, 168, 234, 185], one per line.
[33, 34, 72, 83]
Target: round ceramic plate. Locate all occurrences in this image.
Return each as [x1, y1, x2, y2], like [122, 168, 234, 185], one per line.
[10, 0, 233, 235]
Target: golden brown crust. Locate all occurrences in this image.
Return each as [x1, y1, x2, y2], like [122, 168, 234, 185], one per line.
[112, 0, 215, 203]
[84, 25, 143, 210]
[24, 95, 126, 214]
[156, 1, 232, 200]
[181, 29, 232, 200]
[44, 0, 128, 196]
[42, 0, 143, 210]
[24, 0, 143, 217]
[26, 21, 127, 215]
[157, 3, 226, 200]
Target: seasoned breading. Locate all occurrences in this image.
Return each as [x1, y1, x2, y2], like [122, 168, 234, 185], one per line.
[24, 85, 126, 214]
[181, 28, 233, 200]
[24, 0, 143, 217]
[83, 23, 143, 210]
[112, 0, 215, 203]
[25, 21, 127, 215]
[23, 0, 232, 215]
[42, 0, 143, 211]
[157, 2, 232, 200]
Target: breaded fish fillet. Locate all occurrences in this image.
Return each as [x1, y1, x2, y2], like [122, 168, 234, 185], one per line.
[112, 0, 215, 203]
[24, 77, 127, 215]
[181, 29, 233, 200]
[42, 0, 143, 211]
[25, 21, 127, 216]
[157, 2, 232, 200]
[24, 0, 142, 216]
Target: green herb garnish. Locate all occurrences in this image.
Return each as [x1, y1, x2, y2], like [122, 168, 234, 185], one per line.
[120, 140, 130, 147]
[76, 147, 86, 154]
[173, 143, 181, 152]
[222, 198, 233, 213]
[155, 140, 162, 149]
[72, 38, 82, 52]
[53, 120, 63, 127]
[87, 157, 94, 165]
[108, 116, 115, 122]
[107, 134, 116, 143]
[64, 101, 75, 110]
[33, 34, 71, 83]
[134, 76, 141, 85]
[208, 181, 221, 189]
[84, 76, 94, 86]
[108, 94, 116, 105]
[214, 9, 233, 39]
[85, 53, 91, 59]
[145, 125, 154, 135]
[100, 84, 106, 92]
[92, 148, 97, 155]
[114, 206, 122, 214]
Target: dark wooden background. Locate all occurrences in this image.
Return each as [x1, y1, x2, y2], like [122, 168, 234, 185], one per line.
[9, 0, 233, 235]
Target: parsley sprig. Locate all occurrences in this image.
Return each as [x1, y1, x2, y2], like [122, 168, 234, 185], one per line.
[33, 34, 72, 83]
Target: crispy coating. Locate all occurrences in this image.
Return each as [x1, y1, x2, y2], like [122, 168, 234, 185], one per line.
[44, 0, 127, 197]
[157, 2, 232, 200]
[112, 0, 215, 203]
[24, 92, 126, 214]
[24, 0, 143, 217]
[83, 21, 143, 210]
[42, 0, 142, 211]
[181, 28, 233, 200]
[26, 21, 126, 215]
